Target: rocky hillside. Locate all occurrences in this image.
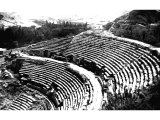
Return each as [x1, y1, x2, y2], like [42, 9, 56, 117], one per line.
[103, 10, 160, 46]
[0, 12, 41, 28]
[0, 12, 17, 27]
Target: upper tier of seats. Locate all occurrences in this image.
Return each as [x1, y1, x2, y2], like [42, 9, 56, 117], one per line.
[63, 34, 160, 109]
[27, 37, 72, 54]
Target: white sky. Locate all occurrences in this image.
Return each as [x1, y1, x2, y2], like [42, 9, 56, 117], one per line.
[0, 0, 160, 21]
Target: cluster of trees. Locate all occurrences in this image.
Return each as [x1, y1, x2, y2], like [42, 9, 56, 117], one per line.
[0, 21, 89, 49]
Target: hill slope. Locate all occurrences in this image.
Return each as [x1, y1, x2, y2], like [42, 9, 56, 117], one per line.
[103, 10, 160, 46]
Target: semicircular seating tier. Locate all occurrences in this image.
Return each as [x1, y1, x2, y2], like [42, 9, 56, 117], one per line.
[18, 60, 91, 110]
[26, 37, 73, 54]
[63, 34, 160, 109]
[1, 87, 53, 110]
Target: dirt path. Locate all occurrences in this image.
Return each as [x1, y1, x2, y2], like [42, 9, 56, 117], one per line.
[68, 64, 103, 110]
